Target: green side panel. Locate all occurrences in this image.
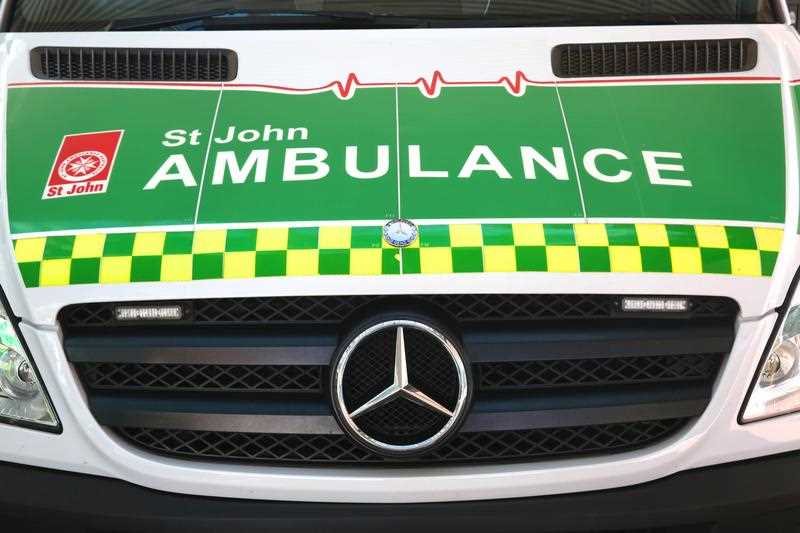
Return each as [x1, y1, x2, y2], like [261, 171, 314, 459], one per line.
[196, 89, 398, 224]
[398, 86, 583, 219]
[6, 88, 218, 234]
[560, 83, 785, 223]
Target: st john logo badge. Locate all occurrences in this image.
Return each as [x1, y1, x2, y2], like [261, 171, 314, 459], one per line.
[43, 130, 124, 199]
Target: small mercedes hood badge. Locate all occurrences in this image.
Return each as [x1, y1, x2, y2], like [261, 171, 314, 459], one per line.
[383, 218, 418, 248]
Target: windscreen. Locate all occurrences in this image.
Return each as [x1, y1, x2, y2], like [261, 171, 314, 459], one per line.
[9, 0, 781, 31]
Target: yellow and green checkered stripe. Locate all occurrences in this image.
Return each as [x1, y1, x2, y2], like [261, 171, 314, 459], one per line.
[12, 223, 783, 288]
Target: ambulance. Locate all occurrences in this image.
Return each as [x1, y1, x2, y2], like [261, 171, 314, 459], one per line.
[1, 1, 800, 531]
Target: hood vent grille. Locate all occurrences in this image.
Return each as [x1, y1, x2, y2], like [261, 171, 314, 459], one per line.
[30, 47, 237, 82]
[552, 39, 757, 78]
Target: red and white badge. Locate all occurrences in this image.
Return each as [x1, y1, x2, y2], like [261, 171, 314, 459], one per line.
[43, 130, 124, 200]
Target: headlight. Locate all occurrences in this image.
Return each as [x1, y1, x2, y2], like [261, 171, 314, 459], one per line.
[0, 292, 58, 429]
[742, 273, 800, 422]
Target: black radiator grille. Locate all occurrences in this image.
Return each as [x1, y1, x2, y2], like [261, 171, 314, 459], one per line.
[477, 354, 721, 391]
[79, 363, 323, 393]
[553, 39, 758, 78]
[117, 419, 686, 465]
[31, 47, 237, 81]
[63, 294, 736, 467]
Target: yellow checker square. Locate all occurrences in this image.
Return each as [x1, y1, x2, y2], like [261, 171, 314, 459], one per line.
[99, 256, 132, 284]
[512, 223, 545, 246]
[256, 227, 289, 251]
[670, 247, 703, 274]
[72, 234, 106, 259]
[754, 227, 783, 252]
[546, 246, 579, 272]
[350, 249, 382, 275]
[192, 229, 227, 254]
[39, 259, 71, 286]
[449, 224, 483, 247]
[161, 255, 193, 282]
[133, 232, 166, 256]
[635, 224, 669, 247]
[319, 226, 351, 249]
[483, 246, 516, 272]
[14, 238, 47, 263]
[575, 224, 609, 246]
[223, 251, 256, 279]
[609, 246, 642, 273]
[730, 249, 762, 277]
[286, 249, 319, 276]
[695, 225, 728, 248]
[419, 248, 453, 274]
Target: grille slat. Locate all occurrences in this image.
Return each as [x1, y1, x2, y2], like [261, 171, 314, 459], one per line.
[117, 419, 686, 465]
[553, 39, 757, 78]
[31, 47, 237, 82]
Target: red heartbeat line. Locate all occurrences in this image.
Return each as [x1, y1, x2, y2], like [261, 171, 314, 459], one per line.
[10, 72, 779, 98]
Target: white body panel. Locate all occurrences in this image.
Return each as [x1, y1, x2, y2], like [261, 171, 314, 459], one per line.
[1, 5, 800, 503]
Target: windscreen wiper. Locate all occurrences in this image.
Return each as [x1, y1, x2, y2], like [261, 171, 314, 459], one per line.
[106, 8, 439, 31]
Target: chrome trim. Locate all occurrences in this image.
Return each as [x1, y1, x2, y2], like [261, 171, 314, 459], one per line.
[332, 320, 470, 454]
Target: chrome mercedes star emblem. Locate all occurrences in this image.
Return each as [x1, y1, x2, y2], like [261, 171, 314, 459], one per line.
[383, 218, 418, 248]
[331, 319, 471, 456]
[350, 327, 454, 419]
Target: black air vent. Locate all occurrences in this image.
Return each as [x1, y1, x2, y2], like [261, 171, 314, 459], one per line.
[552, 39, 757, 78]
[31, 47, 237, 82]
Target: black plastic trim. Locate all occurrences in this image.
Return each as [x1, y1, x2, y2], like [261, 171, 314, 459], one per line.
[65, 332, 336, 365]
[4, 451, 800, 532]
[91, 383, 708, 434]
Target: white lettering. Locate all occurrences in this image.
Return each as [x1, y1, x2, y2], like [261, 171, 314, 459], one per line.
[283, 148, 330, 181]
[458, 145, 512, 179]
[520, 147, 569, 181]
[643, 151, 692, 187]
[212, 150, 269, 185]
[345, 145, 390, 179]
[409, 145, 448, 178]
[144, 155, 197, 190]
[584, 148, 632, 183]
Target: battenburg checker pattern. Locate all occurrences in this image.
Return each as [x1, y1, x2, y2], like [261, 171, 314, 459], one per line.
[12, 223, 783, 287]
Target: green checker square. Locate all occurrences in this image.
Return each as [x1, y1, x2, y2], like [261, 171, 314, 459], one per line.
[544, 224, 576, 246]
[192, 253, 224, 280]
[481, 224, 514, 246]
[401, 248, 421, 274]
[382, 248, 401, 274]
[255, 251, 287, 277]
[319, 249, 350, 275]
[225, 229, 257, 252]
[579, 246, 611, 273]
[760, 251, 778, 276]
[419, 225, 450, 247]
[287, 227, 319, 249]
[640, 247, 672, 273]
[701, 248, 732, 274]
[43, 235, 75, 260]
[725, 226, 758, 250]
[351, 226, 383, 249]
[605, 224, 638, 246]
[103, 233, 135, 257]
[163, 232, 194, 254]
[18, 262, 40, 288]
[69, 258, 100, 285]
[131, 256, 162, 282]
[515, 246, 547, 272]
[666, 225, 698, 247]
[452, 247, 483, 273]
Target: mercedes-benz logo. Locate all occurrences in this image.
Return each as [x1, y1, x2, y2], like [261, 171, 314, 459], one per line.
[331, 319, 471, 456]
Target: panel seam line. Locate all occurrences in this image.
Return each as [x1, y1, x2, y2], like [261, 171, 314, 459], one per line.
[193, 83, 224, 225]
[554, 83, 588, 221]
